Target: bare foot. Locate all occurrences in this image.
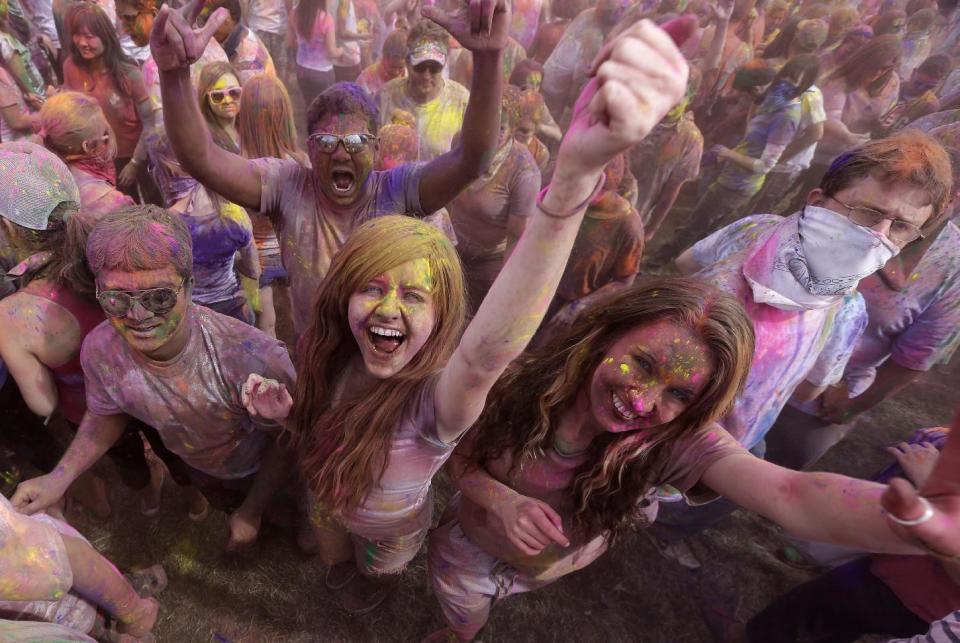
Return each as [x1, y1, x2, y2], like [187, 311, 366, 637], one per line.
[226, 509, 261, 552]
[186, 488, 209, 522]
[336, 572, 394, 614]
[70, 473, 111, 518]
[117, 596, 159, 639]
[139, 461, 165, 517]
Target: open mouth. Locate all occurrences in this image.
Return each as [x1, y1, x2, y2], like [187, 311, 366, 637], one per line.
[612, 392, 643, 422]
[331, 168, 356, 194]
[366, 325, 406, 355]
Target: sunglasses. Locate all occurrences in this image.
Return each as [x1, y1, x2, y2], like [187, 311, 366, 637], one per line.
[411, 61, 443, 75]
[307, 133, 377, 155]
[208, 87, 242, 104]
[96, 279, 185, 317]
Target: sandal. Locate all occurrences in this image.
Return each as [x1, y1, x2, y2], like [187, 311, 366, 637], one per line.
[337, 572, 393, 615]
[325, 561, 358, 590]
[187, 489, 210, 522]
[124, 564, 168, 598]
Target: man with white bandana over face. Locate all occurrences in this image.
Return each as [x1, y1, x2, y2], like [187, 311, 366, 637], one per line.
[651, 130, 953, 569]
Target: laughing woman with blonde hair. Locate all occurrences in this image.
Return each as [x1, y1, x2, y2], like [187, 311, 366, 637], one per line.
[241, 15, 694, 617]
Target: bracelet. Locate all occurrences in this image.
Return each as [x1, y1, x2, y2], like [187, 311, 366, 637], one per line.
[885, 496, 934, 526]
[536, 173, 605, 219]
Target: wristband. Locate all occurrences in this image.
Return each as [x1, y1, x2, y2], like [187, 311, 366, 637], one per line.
[536, 174, 605, 219]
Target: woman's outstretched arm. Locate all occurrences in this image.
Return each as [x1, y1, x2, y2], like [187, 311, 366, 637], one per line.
[433, 17, 695, 443]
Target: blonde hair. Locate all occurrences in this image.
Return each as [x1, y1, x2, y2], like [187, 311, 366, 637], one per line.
[293, 216, 466, 513]
[40, 91, 117, 162]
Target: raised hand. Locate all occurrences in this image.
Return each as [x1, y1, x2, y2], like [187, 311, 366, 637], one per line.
[882, 409, 960, 558]
[555, 17, 693, 178]
[491, 494, 571, 556]
[149, 0, 228, 72]
[241, 373, 293, 422]
[422, 0, 510, 53]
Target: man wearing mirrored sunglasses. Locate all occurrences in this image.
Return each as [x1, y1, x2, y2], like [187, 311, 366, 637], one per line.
[153, 0, 511, 339]
[12, 206, 303, 553]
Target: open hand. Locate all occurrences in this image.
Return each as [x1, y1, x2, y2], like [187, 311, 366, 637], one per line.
[491, 494, 571, 556]
[150, 0, 228, 72]
[887, 441, 940, 488]
[117, 160, 139, 189]
[422, 0, 510, 53]
[881, 409, 960, 558]
[241, 373, 293, 422]
[555, 17, 693, 177]
[818, 381, 857, 424]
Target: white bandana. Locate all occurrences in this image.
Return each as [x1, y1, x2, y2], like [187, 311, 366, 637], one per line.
[743, 207, 900, 311]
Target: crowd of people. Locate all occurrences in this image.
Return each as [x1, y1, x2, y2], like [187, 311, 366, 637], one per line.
[1, 0, 960, 640]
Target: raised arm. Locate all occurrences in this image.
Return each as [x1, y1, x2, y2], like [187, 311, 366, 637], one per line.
[150, 0, 263, 209]
[433, 17, 693, 443]
[416, 0, 508, 214]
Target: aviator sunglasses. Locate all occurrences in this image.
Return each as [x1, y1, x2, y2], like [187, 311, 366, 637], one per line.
[307, 133, 378, 154]
[96, 279, 186, 317]
[208, 87, 243, 104]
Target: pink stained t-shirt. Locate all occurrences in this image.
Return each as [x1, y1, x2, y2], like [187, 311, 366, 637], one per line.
[457, 424, 745, 578]
[337, 376, 457, 540]
[81, 305, 296, 479]
[62, 59, 148, 159]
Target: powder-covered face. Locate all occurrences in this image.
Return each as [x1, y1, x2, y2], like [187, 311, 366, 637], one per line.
[514, 118, 536, 145]
[98, 266, 190, 359]
[310, 112, 377, 206]
[382, 55, 406, 80]
[808, 174, 934, 249]
[207, 73, 241, 122]
[347, 257, 437, 379]
[116, 3, 153, 46]
[73, 27, 105, 60]
[588, 320, 714, 433]
[407, 60, 444, 103]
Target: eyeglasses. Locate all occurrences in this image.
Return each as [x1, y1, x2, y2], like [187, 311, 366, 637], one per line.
[96, 279, 185, 317]
[828, 195, 926, 244]
[307, 133, 377, 155]
[208, 87, 242, 104]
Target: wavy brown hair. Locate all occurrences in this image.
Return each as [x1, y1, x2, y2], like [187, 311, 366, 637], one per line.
[292, 216, 466, 514]
[469, 278, 755, 541]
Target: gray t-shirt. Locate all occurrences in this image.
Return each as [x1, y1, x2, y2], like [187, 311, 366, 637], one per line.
[252, 157, 425, 336]
[82, 305, 296, 479]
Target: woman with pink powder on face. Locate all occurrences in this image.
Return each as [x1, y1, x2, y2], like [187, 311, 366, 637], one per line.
[241, 14, 696, 616]
[425, 275, 960, 641]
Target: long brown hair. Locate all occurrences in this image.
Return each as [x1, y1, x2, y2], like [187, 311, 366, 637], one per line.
[238, 74, 308, 165]
[197, 61, 241, 154]
[292, 216, 466, 514]
[826, 34, 901, 95]
[21, 209, 97, 297]
[66, 3, 140, 98]
[470, 279, 755, 541]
